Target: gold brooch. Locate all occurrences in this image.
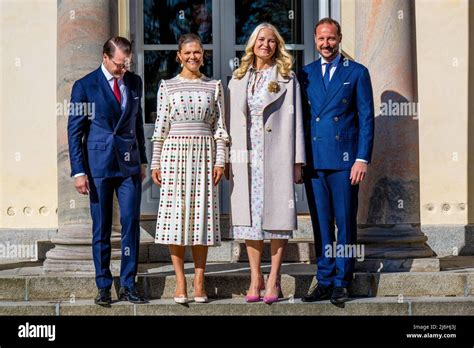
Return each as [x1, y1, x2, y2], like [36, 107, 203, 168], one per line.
[267, 81, 280, 93]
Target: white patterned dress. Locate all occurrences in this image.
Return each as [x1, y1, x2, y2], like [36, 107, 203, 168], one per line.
[151, 75, 229, 246]
[232, 66, 293, 240]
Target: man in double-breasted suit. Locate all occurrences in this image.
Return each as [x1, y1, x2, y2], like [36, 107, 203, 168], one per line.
[299, 18, 374, 304]
[68, 37, 148, 306]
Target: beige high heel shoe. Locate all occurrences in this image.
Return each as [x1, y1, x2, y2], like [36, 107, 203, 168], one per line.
[194, 295, 208, 303]
[174, 294, 189, 304]
[193, 279, 208, 303]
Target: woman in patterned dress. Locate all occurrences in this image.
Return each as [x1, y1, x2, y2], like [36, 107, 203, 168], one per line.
[227, 23, 306, 304]
[151, 34, 229, 304]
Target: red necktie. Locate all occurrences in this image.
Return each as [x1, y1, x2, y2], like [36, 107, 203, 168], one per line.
[113, 78, 121, 104]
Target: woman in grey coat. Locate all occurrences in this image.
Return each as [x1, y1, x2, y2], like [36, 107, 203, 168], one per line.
[227, 23, 306, 304]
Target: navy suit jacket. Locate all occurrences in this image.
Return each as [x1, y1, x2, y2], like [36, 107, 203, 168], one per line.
[68, 67, 147, 178]
[299, 56, 374, 170]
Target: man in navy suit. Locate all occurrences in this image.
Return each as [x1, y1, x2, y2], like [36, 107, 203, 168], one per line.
[299, 18, 374, 304]
[68, 37, 148, 306]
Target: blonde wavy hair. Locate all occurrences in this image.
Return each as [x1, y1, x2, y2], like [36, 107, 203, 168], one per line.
[233, 23, 293, 80]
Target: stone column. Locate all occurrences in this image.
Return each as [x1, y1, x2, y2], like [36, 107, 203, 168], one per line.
[44, 0, 121, 272]
[415, 0, 474, 257]
[354, 0, 434, 263]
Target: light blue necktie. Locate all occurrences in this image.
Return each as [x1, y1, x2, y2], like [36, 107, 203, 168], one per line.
[323, 62, 332, 90]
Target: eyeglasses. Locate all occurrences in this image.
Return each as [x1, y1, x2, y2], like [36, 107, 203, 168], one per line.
[108, 56, 133, 70]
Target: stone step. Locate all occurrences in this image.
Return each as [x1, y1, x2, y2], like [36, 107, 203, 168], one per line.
[0, 263, 472, 301]
[0, 296, 473, 316]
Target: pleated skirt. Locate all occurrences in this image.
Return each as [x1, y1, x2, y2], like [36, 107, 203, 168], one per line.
[155, 123, 221, 246]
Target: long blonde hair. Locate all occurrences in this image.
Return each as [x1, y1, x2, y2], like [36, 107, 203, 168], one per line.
[233, 23, 293, 80]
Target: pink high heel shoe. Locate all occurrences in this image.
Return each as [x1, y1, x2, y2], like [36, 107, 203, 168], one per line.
[263, 279, 281, 305]
[245, 277, 265, 303]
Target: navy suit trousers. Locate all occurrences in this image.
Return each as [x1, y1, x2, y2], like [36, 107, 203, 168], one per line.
[304, 169, 359, 287]
[88, 174, 142, 289]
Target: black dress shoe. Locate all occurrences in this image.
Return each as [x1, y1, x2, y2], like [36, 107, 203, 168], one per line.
[94, 288, 112, 307]
[119, 285, 148, 304]
[301, 284, 333, 302]
[330, 287, 349, 304]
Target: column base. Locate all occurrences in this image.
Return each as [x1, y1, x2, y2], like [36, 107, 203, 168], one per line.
[358, 225, 435, 259]
[43, 244, 122, 273]
[43, 223, 122, 273]
[421, 224, 474, 257]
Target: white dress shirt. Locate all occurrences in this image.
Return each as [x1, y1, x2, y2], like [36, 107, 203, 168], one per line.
[101, 63, 127, 112]
[321, 53, 341, 80]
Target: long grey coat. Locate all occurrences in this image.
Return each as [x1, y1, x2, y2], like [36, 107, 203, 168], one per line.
[227, 65, 306, 231]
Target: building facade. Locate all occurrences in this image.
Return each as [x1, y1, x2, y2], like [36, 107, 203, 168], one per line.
[1, 0, 473, 269]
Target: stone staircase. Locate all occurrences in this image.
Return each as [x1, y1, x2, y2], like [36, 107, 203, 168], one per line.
[3, 297, 474, 316]
[0, 258, 473, 315]
[1, 216, 471, 316]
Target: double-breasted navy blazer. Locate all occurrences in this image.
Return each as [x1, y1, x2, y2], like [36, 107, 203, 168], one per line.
[299, 56, 374, 170]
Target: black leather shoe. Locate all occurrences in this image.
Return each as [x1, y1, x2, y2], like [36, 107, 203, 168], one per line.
[330, 287, 349, 304]
[301, 284, 333, 302]
[94, 288, 112, 307]
[119, 285, 148, 304]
